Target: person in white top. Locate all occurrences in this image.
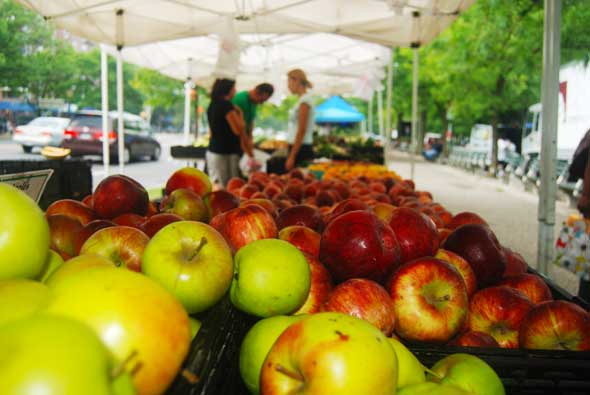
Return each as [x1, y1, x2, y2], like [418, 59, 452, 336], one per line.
[285, 69, 315, 171]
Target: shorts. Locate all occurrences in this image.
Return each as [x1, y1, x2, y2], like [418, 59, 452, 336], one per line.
[206, 151, 241, 188]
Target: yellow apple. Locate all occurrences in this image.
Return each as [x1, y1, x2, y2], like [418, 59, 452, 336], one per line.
[387, 337, 426, 388]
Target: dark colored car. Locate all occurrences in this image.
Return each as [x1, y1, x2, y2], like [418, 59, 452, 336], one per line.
[61, 110, 161, 163]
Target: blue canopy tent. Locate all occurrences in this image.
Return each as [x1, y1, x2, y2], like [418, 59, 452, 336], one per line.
[0, 101, 36, 112]
[315, 96, 365, 125]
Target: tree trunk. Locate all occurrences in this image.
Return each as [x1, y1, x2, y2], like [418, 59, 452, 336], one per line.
[491, 116, 499, 176]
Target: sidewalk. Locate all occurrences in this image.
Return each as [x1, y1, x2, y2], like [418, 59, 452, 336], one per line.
[386, 150, 580, 296]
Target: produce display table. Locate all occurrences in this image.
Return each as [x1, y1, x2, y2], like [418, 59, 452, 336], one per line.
[167, 266, 590, 395]
[0, 159, 92, 209]
[170, 145, 207, 171]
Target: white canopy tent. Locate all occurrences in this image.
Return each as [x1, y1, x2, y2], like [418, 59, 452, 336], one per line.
[19, 1, 569, 275]
[18, 0, 473, 172]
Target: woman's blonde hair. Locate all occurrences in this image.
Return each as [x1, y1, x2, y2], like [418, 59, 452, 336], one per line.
[288, 69, 313, 89]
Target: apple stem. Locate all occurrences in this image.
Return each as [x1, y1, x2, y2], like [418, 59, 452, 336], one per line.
[187, 237, 208, 261]
[275, 364, 305, 382]
[111, 349, 139, 379]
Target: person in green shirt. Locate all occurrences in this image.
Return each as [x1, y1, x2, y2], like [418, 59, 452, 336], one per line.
[231, 83, 274, 167]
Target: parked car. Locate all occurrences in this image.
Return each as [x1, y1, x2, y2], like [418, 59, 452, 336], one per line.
[61, 110, 161, 163]
[12, 116, 71, 153]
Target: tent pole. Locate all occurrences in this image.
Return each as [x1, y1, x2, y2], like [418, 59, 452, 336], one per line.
[385, 50, 393, 166]
[537, 0, 561, 276]
[368, 94, 373, 133]
[183, 80, 192, 145]
[377, 88, 384, 138]
[100, 45, 109, 176]
[410, 46, 419, 180]
[116, 49, 125, 174]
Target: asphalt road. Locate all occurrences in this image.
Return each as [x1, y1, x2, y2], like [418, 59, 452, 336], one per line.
[0, 133, 197, 192]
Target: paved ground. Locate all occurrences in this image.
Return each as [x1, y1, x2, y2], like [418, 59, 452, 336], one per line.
[386, 150, 581, 296]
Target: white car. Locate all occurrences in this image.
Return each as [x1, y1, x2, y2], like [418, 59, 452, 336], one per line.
[12, 116, 71, 153]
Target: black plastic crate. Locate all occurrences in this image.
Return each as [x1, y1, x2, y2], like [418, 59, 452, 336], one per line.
[168, 296, 255, 395]
[168, 267, 590, 395]
[0, 159, 92, 210]
[171, 146, 207, 159]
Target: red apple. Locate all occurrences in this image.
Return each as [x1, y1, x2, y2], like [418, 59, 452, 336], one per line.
[146, 200, 159, 217]
[74, 219, 116, 255]
[519, 300, 590, 350]
[293, 254, 333, 314]
[263, 183, 283, 199]
[81, 194, 94, 208]
[288, 168, 305, 180]
[139, 213, 183, 238]
[447, 211, 488, 230]
[47, 214, 84, 260]
[241, 199, 278, 218]
[372, 203, 397, 223]
[449, 331, 500, 348]
[468, 286, 534, 348]
[46, 199, 96, 225]
[278, 225, 321, 258]
[284, 184, 305, 203]
[204, 190, 240, 218]
[239, 184, 259, 200]
[227, 177, 246, 192]
[438, 228, 452, 245]
[322, 278, 396, 336]
[388, 258, 468, 343]
[502, 247, 528, 277]
[388, 207, 439, 264]
[165, 166, 211, 197]
[250, 191, 269, 200]
[112, 213, 145, 229]
[159, 188, 209, 222]
[315, 190, 338, 207]
[497, 274, 552, 304]
[80, 226, 149, 272]
[320, 210, 401, 283]
[435, 249, 478, 297]
[93, 174, 149, 219]
[276, 204, 324, 232]
[210, 204, 278, 253]
[325, 198, 370, 224]
[273, 199, 294, 212]
[443, 224, 507, 287]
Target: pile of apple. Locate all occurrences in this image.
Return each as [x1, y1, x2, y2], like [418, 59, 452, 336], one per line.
[1, 162, 589, 395]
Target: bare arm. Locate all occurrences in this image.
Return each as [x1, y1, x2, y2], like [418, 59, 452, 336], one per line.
[286, 103, 310, 170]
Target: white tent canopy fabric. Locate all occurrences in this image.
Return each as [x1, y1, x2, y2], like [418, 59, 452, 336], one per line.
[104, 33, 391, 96]
[20, 0, 474, 48]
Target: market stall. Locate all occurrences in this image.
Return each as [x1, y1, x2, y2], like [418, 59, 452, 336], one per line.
[2, 2, 576, 395]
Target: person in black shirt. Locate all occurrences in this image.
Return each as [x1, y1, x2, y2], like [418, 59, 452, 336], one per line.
[206, 78, 246, 188]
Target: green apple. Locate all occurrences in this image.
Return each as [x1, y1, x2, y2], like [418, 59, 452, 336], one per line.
[0, 314, 136, 395]
[0, 279, 50, 326]
[189, 317, 202, 340]
[44, 266, 191, 395]
[0, 183, 50, 280]
[44, 254, 116, 286]
[388, 337, 426, 388]
[141, 221, 234, 314]
[230, 239, 311, 317]
[37, 250, 65, 282]
[398, 382, 471, 395]
[428, 353, 505, 395]
[240, 315, 306, 394]
[260, 312, 398, 395]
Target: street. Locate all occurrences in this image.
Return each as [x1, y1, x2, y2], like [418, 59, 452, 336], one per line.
[0, 133, 198, 191]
